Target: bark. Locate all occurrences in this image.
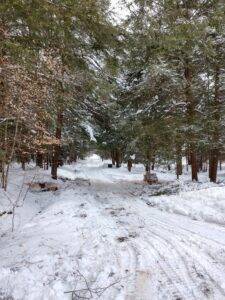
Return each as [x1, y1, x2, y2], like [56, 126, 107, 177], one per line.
[0, 32, 7, 117]
[20, 154, 27, 170]
[46, 154, 49, 170]
[209, 65, 220, 183]
[186, 155, 189, 172]
[185, 61, 198, 181]
[3, 120, 19, 190]
[151, 162, 155, 170]
[111, 150, 116, 166]
[176, 159, 182, 179]
[187, 150, 191, 165]
[36, 152, 43, 168]
[209, 149, 219, 183]
[0, 25, 7, 188]
[51, 111, 63, 180]
[176, 143, 182, 179]
[127, 159, 132, 172]
[0, 71, 6, 116]
[183, 3, 198, 181]
[115, 149, 121, 168]
[190, 147, 198, 181]
[145, 164, 150, 172]
[21, 161, 25, 170]
[1, 120, 7, 189]
[43, 153, 49, 170]
[197, 154, 203, 172]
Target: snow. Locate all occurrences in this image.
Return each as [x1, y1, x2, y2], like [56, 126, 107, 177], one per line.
[83, 124, 97, 142]
[1, 156, 225, 299]
[142, 186, 225, 225]
[110, 0, 130, 24]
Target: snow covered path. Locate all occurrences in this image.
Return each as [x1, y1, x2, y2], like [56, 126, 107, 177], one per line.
[1, 156, 225, 299]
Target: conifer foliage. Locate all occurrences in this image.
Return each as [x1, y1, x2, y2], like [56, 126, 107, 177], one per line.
[0, 0, 118, 187]
[0, 0, 225, 187]
[95, 0, 225, 183]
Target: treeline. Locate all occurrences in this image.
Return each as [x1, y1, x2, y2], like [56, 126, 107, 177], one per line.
[94, 0, 225, 183]
[0, 0, 118, 189]
[1, 1, 224, 188]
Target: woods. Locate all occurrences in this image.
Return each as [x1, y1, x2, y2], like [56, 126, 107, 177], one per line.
[94, 0, 225, 183]
[0, 0, 225, 190]
[0, 0, 118, 187]
[1, 1, 225, 299]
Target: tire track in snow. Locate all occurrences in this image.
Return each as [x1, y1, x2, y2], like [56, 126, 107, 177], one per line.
[89, 194, 146, 299]
[143, 227, 217, 299]
[141, 231, 200, 299]
[73, 174, 225, 300]
[105, 196, 225, 299]
[130, 216, 200, 300]
[142, 214, 225, 298]
[133, 237, 189, 300]
[112, 210, 190, 299]
[149, 212, 225, 248]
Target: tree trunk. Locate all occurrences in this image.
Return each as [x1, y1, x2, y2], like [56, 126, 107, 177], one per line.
[20, 154, 27, 170]
[68, 144, 77, 164]
[51, 111, 63, 180]
[209, 149, 219, 183]
[176, 159, 182, 179]
[0, 30, 7, 118]
[197, 154, 203, 172]
[45, 154, 49, 170]
[176, 143, 182, 179]
[21, 161, 25, 170]
[208, 65, 220, 183]
[111, 150, 116, 166]
[183, 3, 198, 182]
[3, 120, 19, 190]
[185, 61, 198, 181]
[190, 152, 198, 181]
[127, 159, 132, 172]
[151, 161, 155, 170]
[186, 155, 189, 172]
[0, 25, 7, 189]
[115, 149, 121, 168]
[36, 152, 43, 168]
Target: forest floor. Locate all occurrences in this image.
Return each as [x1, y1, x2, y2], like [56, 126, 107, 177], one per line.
[1, 155, 225, 299]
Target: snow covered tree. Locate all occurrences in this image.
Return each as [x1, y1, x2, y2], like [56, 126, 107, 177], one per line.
[0, 0, 120, 183]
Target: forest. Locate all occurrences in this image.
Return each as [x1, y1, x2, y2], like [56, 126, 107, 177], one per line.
[1, 0, 224, 186]
[0, 1, 225, 300]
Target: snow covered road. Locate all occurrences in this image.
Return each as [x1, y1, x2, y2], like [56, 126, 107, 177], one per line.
[1, 156, 225, 299]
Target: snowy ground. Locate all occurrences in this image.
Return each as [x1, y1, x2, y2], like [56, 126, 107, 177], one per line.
[1, 155, 225, 299]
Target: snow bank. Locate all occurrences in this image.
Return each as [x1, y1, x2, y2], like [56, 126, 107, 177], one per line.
[142, 186, 225, 226]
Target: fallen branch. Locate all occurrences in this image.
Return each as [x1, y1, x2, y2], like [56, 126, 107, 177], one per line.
[64, 270, 121, 299]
